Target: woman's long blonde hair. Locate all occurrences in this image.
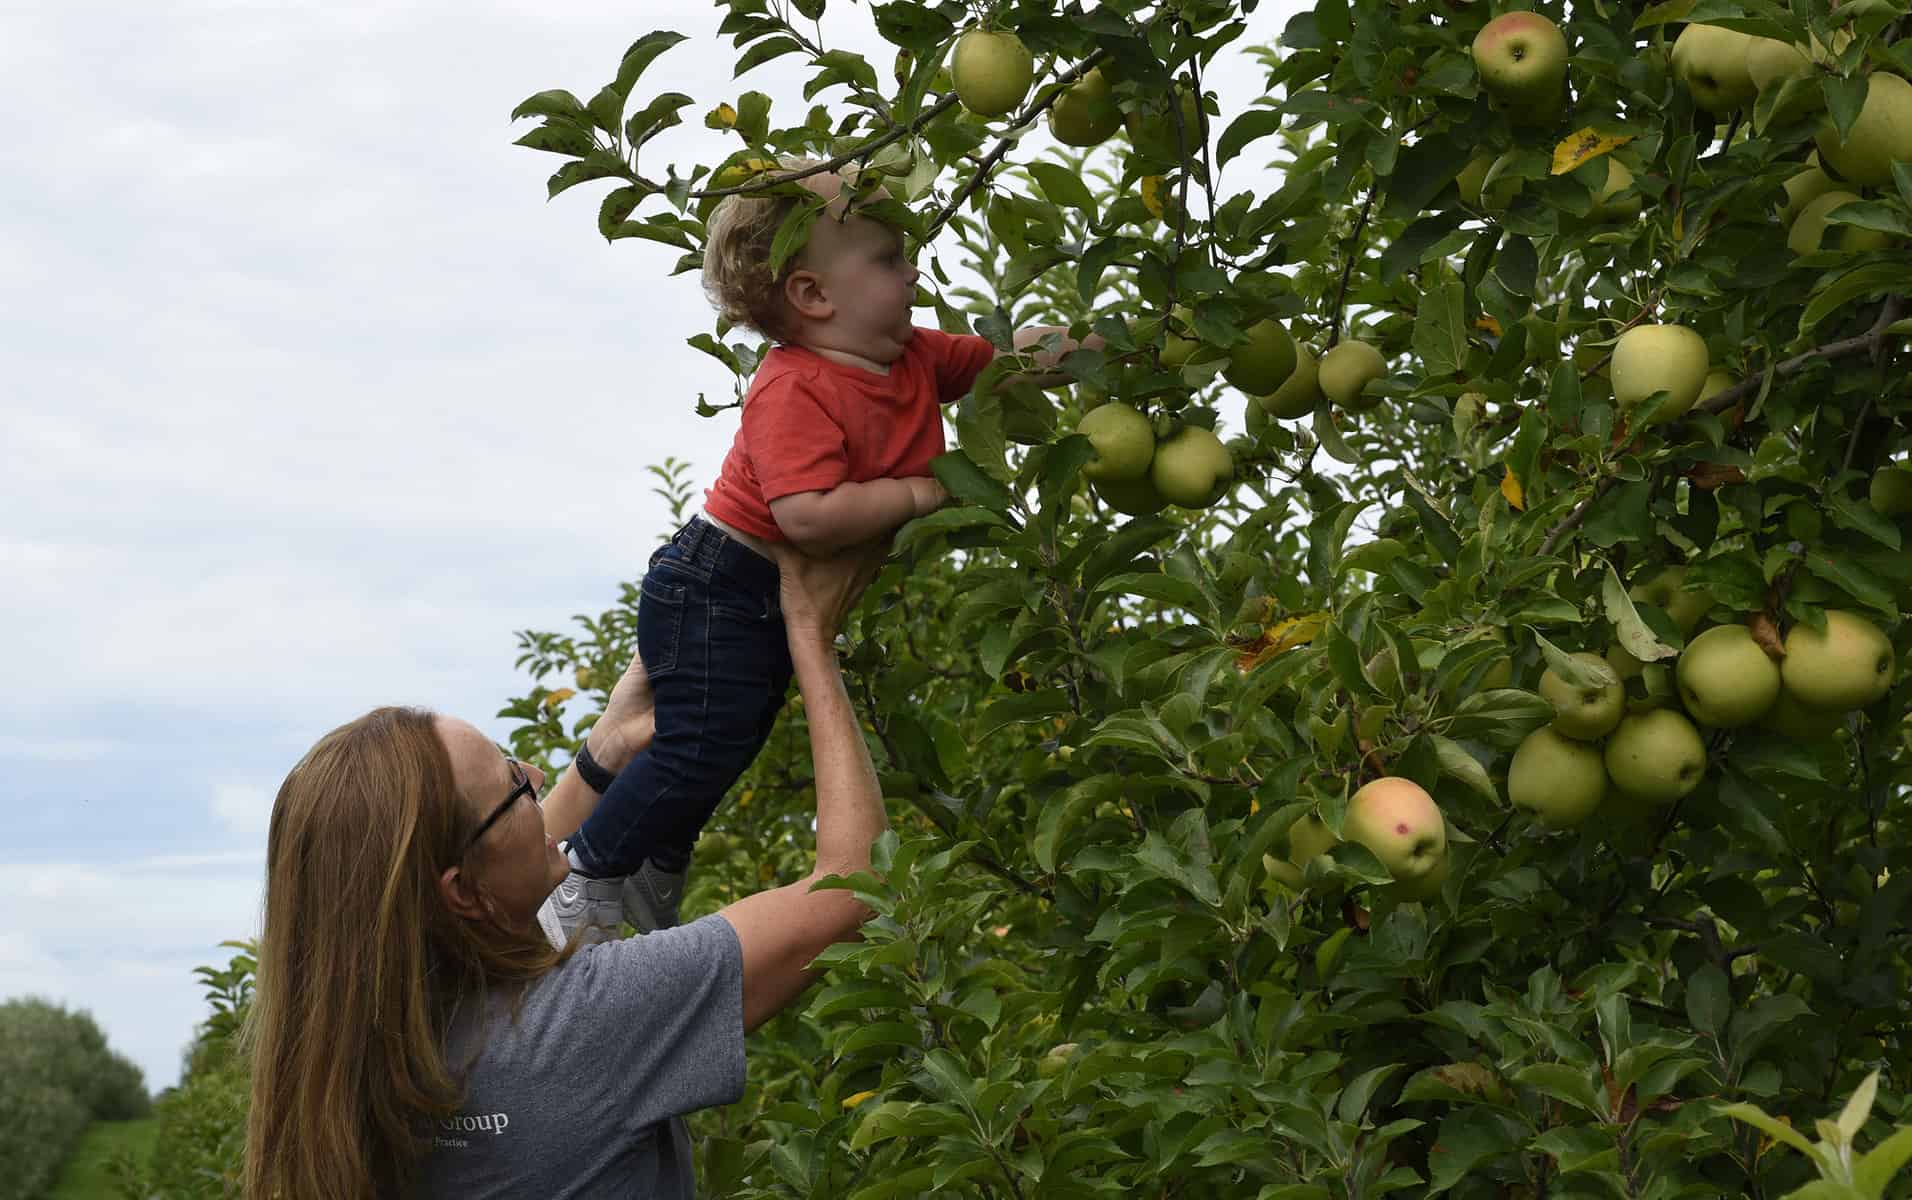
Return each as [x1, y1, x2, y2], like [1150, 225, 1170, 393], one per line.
[242, 706, 573, 1199]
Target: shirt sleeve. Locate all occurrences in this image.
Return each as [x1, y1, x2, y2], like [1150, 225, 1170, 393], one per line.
[912, 326, 999, 404]
[743, 368, 851, 501]
[541, 915, 747, 1133]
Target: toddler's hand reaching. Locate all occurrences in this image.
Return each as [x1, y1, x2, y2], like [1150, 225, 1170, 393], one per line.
[905, 475, 949, 517]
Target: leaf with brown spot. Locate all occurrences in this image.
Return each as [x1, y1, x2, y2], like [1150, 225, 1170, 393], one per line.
[1552, 128, 1632, 175]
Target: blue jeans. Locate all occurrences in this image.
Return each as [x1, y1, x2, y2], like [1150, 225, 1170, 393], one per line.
[567, 516, 793, 877]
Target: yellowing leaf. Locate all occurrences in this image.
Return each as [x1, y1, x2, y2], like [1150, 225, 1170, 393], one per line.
[707, 102, 738, 129]
[843, 1090, 877, 1109]
[1551, 128, 1632, 176]
[543, 688, 576, 708]
[1237, 611, 1329, 671]
[1473, 314, 1504, 337]
[1141, 175, 1168, 219]
[1501, 468, 1526, 511]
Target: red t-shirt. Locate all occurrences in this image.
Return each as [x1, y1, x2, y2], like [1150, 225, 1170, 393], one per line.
[703, 326, 996, 541]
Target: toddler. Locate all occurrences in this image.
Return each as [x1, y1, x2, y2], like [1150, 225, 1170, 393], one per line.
[552, 158, 1089, 940]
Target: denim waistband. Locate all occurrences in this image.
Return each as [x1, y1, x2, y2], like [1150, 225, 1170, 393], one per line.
[670, 515, 780, 596]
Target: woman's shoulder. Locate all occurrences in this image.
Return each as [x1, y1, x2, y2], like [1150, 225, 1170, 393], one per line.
[542, 914, 742, 999]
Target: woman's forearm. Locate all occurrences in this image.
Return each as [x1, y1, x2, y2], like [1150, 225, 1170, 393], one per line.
[788, 635, 887, 878]
[540, 712, 655, 842]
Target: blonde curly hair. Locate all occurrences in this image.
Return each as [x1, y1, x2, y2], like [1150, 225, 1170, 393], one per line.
[702, 155, 855, 341]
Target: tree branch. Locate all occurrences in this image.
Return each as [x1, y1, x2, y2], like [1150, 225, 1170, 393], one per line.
[1699, 294, 1904, 416]
[690, 93, 963, 199]
[1327, 188, 1377, 349]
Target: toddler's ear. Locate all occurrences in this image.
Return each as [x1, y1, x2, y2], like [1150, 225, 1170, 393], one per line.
[783, 269, 832, 322]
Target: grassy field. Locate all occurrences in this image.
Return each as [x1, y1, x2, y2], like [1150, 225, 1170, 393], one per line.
[46, 1118, 157, 1200]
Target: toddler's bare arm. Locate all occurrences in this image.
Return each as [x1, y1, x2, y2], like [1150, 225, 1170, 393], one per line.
[771, 476, 946, 556]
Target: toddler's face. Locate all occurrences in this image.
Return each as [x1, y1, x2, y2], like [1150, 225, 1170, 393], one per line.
[795, 173, 919, 365]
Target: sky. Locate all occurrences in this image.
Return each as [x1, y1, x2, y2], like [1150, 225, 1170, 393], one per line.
[2, 0, 1297, 1093]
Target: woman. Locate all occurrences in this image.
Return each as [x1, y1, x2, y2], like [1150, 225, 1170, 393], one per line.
[243, 541, 891, 1199]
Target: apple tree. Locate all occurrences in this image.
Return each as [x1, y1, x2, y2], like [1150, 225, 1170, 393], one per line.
[506, 0, 1912, 1194]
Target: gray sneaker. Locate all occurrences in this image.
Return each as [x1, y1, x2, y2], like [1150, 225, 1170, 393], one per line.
[621, 862, 687, 934]
[547, 870, 627, 946]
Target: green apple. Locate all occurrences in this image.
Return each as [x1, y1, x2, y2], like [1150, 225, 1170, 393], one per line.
[1697, 370, 1734, 409]
[1746, 36, 1811, 92]
[1471, 12, 1568, 126]
[1318, 339, 1387, 411]
[1091, 472, 1167, 516]
[1223, 318, 1298, 396]
[1631, 565, 1712, 635]
[1588, 158, 1641, 221]
[1788, 190, 1893, 255]
[1606, 642, 1646, 681]
[1539, 651, 1625, 739]
[950, 29, 1035, 118]
[1257, 344, 1322, 419]
[1037, 1043, 1079, 1077]
[1457, 151, 1525, 212]
[1671, 24, 1758, 114]
[1676, 623, 1782, 727]
[1781, 156, 1837, 223]
[1604, 709, 1708, 802]
[1345, 777, 1449, 896]
[1149, 426, 1233, 508]
[1781, 610, 1896, 711]
[1612, 324, 1709, 424]
[1870, 464, 1912, 514]
[1124, 85, 1203, 162]
[1758, 685, 1846, 740]
[1048, 68, 1120, 146]
[1508, 726, 1608, 827]
[1076, 403, 1155, 483]
[1816, 71, 1912, 188]
[1286, 813, 1337, 882]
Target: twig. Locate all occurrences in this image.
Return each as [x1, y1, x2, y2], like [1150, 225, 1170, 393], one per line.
[690, 93, 962, 199]
[1327, 188, 1377, 349]
[923, 49, 1109, 237]
[1699, 294, 1905, 416]
[1538, 477, 1614, 556]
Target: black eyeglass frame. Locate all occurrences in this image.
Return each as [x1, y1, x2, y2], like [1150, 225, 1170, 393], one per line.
[463, 759, 536, 856]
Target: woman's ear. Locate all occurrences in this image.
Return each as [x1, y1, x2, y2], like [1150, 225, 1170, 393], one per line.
[438, 864, 489, 922]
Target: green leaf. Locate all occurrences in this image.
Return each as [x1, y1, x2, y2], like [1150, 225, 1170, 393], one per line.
[893, 506, 1011, 555]
[1027, 161, 1097, 214]
[1855, 1124, 1912, 1193]
[615, 31, 690, 96]
[1217, 107, 1283, 166]
[1801, 545, 1898, 614]
[1824, 73, 1869, 143]
[1717, 1101, 1818, 1156]
[973, 692, 1072, 741]
[1430, 735, 1497, 805]
[1136, 832, 1223, 905]
[1837, 1070, 1880, 1141]
[1829, 493, 1902, 550]
[511, 89, 589, 122]
[1685, 963, 1729, 1036]
[1314, 402, 1360, 464]
[1412, 271, 1469, 377]
[1801, 262, 1901, 335]
[1530, 630, 1614, 689]
[1515, 1063, 1606, 1119]
[1602, 564, 1678, 663]
[735, 36, 805, 76]
[931, 449, 1020, 516]
[625, 92, 694, 146]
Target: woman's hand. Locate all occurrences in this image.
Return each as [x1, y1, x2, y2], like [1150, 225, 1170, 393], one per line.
[584, 650, 655, 774]
[772, 540, 886, 645]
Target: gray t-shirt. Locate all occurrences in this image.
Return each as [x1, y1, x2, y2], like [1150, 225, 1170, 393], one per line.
[419, 914, 746, 1198]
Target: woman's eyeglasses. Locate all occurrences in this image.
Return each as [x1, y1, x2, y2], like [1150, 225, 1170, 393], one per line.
[463, 758, 536, 856]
